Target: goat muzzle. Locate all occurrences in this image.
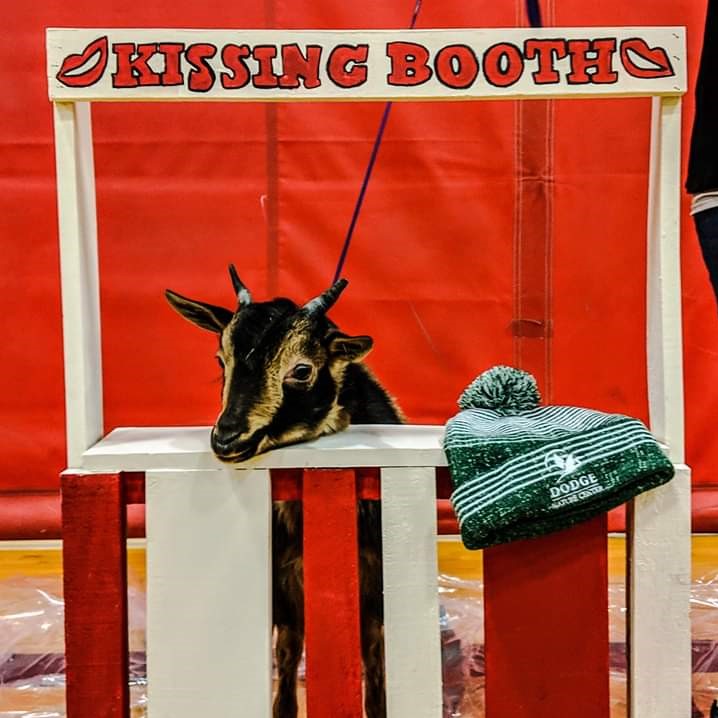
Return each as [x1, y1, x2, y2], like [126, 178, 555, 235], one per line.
[210, 428, 261, 462]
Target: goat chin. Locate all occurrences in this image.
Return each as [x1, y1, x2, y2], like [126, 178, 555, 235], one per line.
[216, 416, 352, 464]
[210, 433, 311, 464]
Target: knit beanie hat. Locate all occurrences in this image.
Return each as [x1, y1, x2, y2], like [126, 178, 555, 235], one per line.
[444, 366, 675, 550]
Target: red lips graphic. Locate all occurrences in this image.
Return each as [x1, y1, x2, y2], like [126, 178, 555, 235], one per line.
[56, 36, 109, 88]
[620, 38, 675, 79]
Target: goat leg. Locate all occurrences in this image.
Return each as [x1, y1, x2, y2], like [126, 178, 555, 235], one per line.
[361, 615, 386, 718]
[273, 623, 304, 718]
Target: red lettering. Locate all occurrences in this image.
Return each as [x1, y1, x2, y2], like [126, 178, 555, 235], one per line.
[386, 42, 432, 86]
[279, 44, 322, 89]
[566, 39, 618, 84]
[434, 45, 479, 89]
[112, 43, 161, 87]
[158, 43, 184, 86]
[524, 39, 568, 84]
[620, 38, 674, 79]
[221, 44, 251, 89]
[483, 43, 524, 87]
[252, 46, 280, 88]
[185, 44, 217, 92]
[327, 45, 368, 88]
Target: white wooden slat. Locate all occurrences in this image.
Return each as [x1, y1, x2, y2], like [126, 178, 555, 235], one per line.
[646, 95, 685, 464]
[47, 27, 686, 102]
[381, 467, 442, 718]
[145, 468, 272, 718]
[631, 92, 690, 718]
[53, 102, 103, 468]
[82, 424, 449, 471]
[628, 464, 691, 718]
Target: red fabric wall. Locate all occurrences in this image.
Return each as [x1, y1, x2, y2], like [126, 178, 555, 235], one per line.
[1, 1, 715, 508]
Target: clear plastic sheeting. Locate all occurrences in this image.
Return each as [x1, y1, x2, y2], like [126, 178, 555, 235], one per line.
[0, 576, 147, 718]
[439, 575, 485, 717]
[2, 572, 718, 717]
[691, 573, 718, 717]
[437, 572, 718, 718]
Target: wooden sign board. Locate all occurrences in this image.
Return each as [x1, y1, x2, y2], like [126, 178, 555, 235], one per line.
[47, 27, 686, 102]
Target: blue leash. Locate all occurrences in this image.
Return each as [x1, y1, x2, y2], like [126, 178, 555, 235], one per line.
[332, 0, 423, 284]
[526, 0, 543, 28]
[332, 0, 542, 283]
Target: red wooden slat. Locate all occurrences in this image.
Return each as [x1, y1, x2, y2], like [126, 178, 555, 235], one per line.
[62, 473, 129, 718]
[356, 467, 380, 499]
[271, 467, 381, 500]
[272, 468, 303, 500]
[435, 466, 453, 499]
[123, 472, 145, 504]
[484, 514, 610, 718]
[303, 468, 364, 718]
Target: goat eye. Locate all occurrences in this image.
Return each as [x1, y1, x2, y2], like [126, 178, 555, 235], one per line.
[289, 363, 312, 381]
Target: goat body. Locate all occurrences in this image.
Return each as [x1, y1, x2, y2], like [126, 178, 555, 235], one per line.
[166, 272, 402, 718]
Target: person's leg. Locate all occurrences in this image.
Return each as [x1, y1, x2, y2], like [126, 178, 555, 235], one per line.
[694, 205, 718, 309]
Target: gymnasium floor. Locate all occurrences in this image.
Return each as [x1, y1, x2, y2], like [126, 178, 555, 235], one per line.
[1, 537, 717, 717]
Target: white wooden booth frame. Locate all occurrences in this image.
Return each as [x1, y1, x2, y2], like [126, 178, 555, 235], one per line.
[49, 26, 690, 718]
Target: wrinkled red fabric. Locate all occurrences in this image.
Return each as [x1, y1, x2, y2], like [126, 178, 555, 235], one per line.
[1, 1, 715, 535]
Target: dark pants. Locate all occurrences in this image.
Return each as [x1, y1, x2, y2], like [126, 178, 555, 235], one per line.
[694, 205, 718, 310]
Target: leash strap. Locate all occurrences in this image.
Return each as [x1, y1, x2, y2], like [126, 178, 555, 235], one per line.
[332, 0, 424, 283]
[332, 0, 542, 282]
[526, 0, 543, 28]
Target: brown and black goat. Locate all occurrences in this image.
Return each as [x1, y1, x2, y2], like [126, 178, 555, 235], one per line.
[165, 267, 403, 718]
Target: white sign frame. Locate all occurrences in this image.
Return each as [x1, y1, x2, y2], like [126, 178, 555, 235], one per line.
[48, 27, 686, 102]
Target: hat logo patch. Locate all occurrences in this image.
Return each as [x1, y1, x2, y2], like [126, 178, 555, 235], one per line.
[543, 450, 603, 508]
[544, 450, 582, 479]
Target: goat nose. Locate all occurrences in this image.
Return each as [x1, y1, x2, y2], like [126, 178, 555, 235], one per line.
[211, 428, 243, 453]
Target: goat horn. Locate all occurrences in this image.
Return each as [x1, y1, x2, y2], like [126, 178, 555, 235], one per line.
[228, 264, 252, 307]
[303, 278, 349, 315]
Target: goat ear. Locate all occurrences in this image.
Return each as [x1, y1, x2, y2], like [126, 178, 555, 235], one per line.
[165, 289, 233, 334]
[328, 333, 373, 362]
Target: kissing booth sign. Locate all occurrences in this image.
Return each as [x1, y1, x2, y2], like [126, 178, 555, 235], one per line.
[48, 27, 685, 100]
[48, 25, 689, 718]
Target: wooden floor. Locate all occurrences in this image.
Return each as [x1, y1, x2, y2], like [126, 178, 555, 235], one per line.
[1, 536, 717, 717]
[5, 533, 718, 585]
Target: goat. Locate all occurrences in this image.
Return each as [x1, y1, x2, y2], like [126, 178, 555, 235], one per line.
[165, 267, 403, 718]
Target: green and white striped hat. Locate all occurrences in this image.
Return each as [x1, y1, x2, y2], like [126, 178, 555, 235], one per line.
[444, 366, 675, 550]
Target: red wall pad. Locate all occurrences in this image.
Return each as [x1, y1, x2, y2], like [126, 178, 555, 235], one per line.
[303, 469, 364, 717]
[513, 99, 554, 397]
[484, 514, 609, 718]
[61, 473, 129, 718]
